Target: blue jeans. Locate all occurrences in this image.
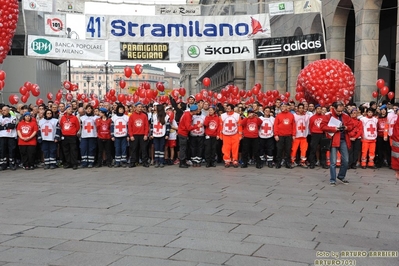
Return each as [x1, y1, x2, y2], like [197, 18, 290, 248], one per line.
[153, 137, 165, 164]
[330, 139, 349, 183]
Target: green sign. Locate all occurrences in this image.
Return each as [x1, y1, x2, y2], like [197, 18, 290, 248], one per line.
[31, 38, 52, 54]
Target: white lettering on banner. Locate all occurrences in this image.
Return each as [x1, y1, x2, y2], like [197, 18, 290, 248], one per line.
[86, 13, 271, 42]
[156, 5, 202, 16]
[183, 40, 255, 62]
[27, 35, 106, 61]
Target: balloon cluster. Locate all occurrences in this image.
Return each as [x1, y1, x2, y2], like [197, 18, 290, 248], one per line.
[296, 59, 355, 106]
[63, 81, 79, 91]
[124, 64, 142, 78]
[0, 0, 19, 64]
[11, 81, 41, 104]
[373, 79, 394, 100]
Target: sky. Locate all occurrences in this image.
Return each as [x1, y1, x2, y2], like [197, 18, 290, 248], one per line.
[67, 0, 187, 73]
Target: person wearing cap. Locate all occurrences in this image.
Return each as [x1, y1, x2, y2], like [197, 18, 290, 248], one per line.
[0, 106, 18, 170]
[308, 104, 328, 169]
[291, 103, 310, 168]
[219, 103, 242, 168]
[186, 95, 196, 111]
[241, 107, 263, 169]
[128, 102, 150, 168]
[258, 106, 276, 168]
[17, 112, 38, 170]
[95, 107, 112, 167]
[274, 102, 296, 169]
[203, 105, 219, 167]
[376, 105, 390, 168]
[177, 104, 202, 168]
[111, 104, 130, 168]
[79, 104, 98, 168]
[59, 104, 80, 170]
[37, 109, 61, 170]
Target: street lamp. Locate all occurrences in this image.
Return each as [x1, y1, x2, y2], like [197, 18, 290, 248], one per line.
[100, 62, 113, 94]
[97, 81, 102, 97]
[83, 75, 94, 90]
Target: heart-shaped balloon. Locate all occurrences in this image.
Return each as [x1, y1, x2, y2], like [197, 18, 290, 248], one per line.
[296, 59, 355, 106]
[0, 0, 19, 64]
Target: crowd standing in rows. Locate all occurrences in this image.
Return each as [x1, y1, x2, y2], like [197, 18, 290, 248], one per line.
[1, 95, 398, 185]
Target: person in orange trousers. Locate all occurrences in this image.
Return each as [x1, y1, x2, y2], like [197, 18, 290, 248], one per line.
[291, 103, 310, 168]
[360, 108, 378, 169]
[219, 104, 242, 168]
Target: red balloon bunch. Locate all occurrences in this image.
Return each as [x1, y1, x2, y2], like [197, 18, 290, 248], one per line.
[296, 59, 355, 106]
[0, 0, 19, 64]
[373, 79, 395, 100]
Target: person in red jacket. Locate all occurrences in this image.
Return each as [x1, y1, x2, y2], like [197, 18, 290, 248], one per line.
[390, 114, 399, 180]
[348, 109, 363, 169]
[177, 105, 202, 168]
[59, 105, 80, 170]
[17, 112, 38, 170]
[128, 102, 150, 168]
[274, 102, 296, 169]
[95, 108, 112, 168]
[203, 105, 219, 168]
[308, 105, 327, 169]
[320, 101, 354, 186]
[241, 108, 263, 168]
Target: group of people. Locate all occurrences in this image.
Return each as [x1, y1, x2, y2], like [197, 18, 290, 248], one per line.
[1, 94, 398, 185]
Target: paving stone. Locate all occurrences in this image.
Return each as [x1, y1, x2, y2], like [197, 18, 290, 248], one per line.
[22, 227, 98, 240]
[0, 236, 15, 245]
[157, 219, 238, 232]
[96, 224, 140, 232]
[225, 255, 309, 266]
[243, 235, 318, 249]
[170, 249, 233, 264]
[0, 237, 66, 249]
[253, 244, 315, 264]
[133, 226, 185, 236]
[49, 252, 122, 266]
[59, 222, 104, 230]
[51, 240, 131, 254]
[120, 245, 181, 259]
[108, 256, 198, 266]
[177, 229, 247, 241]
[231, 225, 318, 241]
[167, 237, 262, 255]
[0, 247, 71, 264]
[84, 231, 178, 246]
[0, 225, 34, 235]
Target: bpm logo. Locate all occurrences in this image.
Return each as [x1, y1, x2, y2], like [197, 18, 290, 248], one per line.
[187, 45, 200, 58]
[31, 38, 52, 54]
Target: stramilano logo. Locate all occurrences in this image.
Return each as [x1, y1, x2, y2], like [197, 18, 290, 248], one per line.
[187, 45, 200, 58]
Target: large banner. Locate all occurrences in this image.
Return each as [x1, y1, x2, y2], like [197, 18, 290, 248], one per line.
[85, 13, 271, 42]
[255, 33, 325, 59]
[27, 35, 106, 60]
[183, 40, 255, 62]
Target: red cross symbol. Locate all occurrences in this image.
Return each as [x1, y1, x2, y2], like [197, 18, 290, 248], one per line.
[262, 123, 271, 134]
[84, 122, 94, 133]
[115, 121, 125, 132]
[42, 125, 52, 136]
[154, 122, 163, 133]
[367, 124, 376, 135]
[298, 122, 306, 133]
[225, 120, 235, 130]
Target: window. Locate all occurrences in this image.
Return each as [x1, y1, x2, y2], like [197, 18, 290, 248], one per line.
[99, 76, 101, 80]
[84, 83, 86, 87]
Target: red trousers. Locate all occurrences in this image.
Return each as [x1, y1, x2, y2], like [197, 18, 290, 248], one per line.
[291, 137, 308, 162]
[361, 139, 376, 167]
[222, 134, 240, 163]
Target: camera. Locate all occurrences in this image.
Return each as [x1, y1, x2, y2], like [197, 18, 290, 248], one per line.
[337, 125, 345, 132]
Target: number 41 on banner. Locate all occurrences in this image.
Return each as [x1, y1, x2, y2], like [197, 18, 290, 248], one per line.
[86, 16, 106, 39]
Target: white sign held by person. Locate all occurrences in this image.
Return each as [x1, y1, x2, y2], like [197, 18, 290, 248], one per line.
[23, 0, 53, 12]
[44, 14, 66, 36]
[27, 35, 106, 61]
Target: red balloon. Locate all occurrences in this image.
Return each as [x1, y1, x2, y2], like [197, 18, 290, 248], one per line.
[31, 84, 40, 97]
[195, 93, 202, 102]
[387, 91, 395, 100]
[203, 77, 211, 87]
[47, 92, 53, 100]
[143, 82, 151, 90]
[119, 79, 126, 89]
[124, 66, 132, 78]
[272, 90, 279, 97]
[0, 80, 4, 91]
[36, 98, 44, 106]
[371, 91, 378, 98]
[118, 94, 126, 102]
[109, 89, 116, 96]
[380, 86, 389, 96]
[0, 70, 6, 80]
[56, 92, 62, 101]
[179, 87, 186, 96]
[21, 94, 28, 103]
[156, 82, 165, 92]
[246, 90, 252, 97]
[19, 86, 28, 95]
[252, 86, 260, 95]
[151, 89, 158, 98]
[266, 90, 272, 96]
[72, 84, 79, 91]
[66, 93, 73, 101]
[376, 79, 385, 89]
[63, 81, 71, 90]
[9, 94, 19, 105]
[91, 99, 99, 108]
[285, 92, 290, 98]
[134, 64, 143, 75]
[239, 90, 246, 97]
[171, 89, 179, 98]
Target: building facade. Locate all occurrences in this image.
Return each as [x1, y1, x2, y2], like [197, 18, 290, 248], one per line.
[181, 0, 398, 104]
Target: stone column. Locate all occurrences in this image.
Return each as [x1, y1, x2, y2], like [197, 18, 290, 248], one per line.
[287, 57, 302, 98]
[233, 61, 246, 90]
[246, 61, 255, 90]
[264, 60, 275, 91]
[354, 6, 380, 103]
[274, 58, 287, 94]
[255, 60, 265, 91]
[305, 54, 320, 66]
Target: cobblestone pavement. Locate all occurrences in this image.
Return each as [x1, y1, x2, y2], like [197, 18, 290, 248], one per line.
[0, 164, 398, 266]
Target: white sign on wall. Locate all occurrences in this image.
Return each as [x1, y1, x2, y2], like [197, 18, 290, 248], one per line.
[56, 0, 85, 14]
[27, 35, 106, 61]
[269, 2, 294, 16]
[44, 14, 66, 36]
[155, 5, 202, 16]
[294, 0, 322, 14]
[23, 0, 53, 12]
